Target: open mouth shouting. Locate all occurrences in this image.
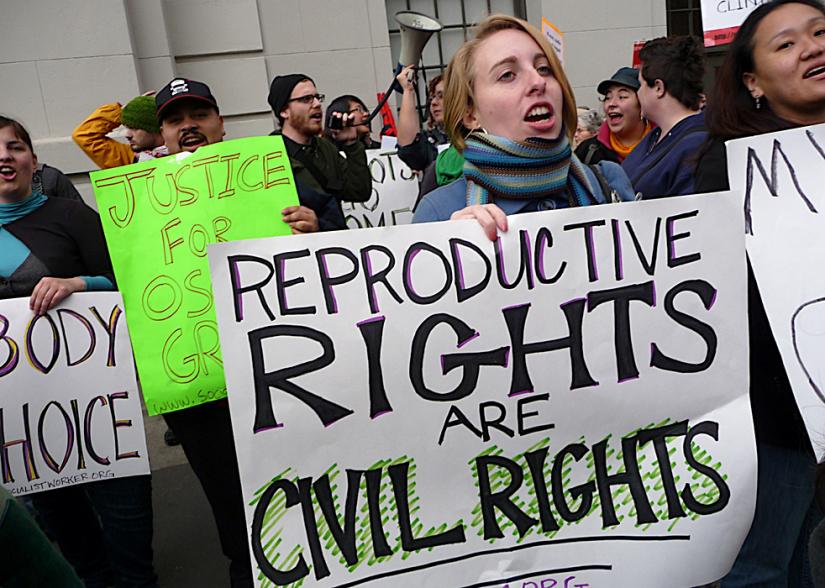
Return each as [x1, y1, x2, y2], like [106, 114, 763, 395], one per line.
[606, 111, 624, 129]
[179, 131, 208, 151]
[803, 63, 825, 80]
[0, 165, 17, 182]
[524, 103, 556, 132]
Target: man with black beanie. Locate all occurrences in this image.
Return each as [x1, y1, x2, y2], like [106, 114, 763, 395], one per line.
[268, 74, 372, 206]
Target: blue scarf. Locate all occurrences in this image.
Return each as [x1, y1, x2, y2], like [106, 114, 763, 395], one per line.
[0, 192, 48, 226]
[463, 132, 594, 208]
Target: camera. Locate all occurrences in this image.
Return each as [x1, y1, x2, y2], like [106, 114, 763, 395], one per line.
[329, 114, 346, 131]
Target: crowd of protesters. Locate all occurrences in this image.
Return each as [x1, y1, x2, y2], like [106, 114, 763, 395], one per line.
[2, 0, 825, 586]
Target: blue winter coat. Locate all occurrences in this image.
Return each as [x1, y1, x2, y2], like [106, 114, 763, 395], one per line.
[622, 112, 707, 199]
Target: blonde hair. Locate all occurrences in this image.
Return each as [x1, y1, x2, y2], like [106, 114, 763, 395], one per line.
[443, 14, 577, 151]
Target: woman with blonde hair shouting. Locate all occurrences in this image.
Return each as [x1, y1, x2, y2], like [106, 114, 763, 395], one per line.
[412, 14, 634, 238]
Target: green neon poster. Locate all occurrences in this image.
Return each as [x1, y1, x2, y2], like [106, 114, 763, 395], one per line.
[92, 136, 298, 414]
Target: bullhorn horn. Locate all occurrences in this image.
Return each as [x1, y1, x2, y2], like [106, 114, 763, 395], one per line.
[364, 11, 443, 125]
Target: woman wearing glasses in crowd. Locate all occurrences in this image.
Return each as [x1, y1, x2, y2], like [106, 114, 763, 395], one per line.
[694, 1, 825, 585]
[576, 67, 652, 165]
[396, 69, 449, 171]
[0, 116, 157, 587]
[573, 107, 602, 148]
[412, 14, 634, 238]
[323, 94, 380, 149]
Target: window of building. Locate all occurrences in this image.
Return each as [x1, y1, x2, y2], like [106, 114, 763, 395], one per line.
[666, 0, 704, 37]
[665, 0, 729, 98]
[385, 0, 527, 123]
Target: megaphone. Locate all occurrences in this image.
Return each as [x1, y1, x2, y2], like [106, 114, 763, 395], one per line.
[396, 11, 443, 76]
[363, 11, 443, 125]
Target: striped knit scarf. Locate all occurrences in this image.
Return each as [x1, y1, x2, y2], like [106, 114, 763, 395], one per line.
[463, 132, 594, 207]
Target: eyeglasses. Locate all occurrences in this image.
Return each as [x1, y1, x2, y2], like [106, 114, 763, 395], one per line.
[288, 93, 325, 105]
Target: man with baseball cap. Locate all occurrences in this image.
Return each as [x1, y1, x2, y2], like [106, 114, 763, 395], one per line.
[73, 95, 167, 169]
[151, 78, 342, 587]
[155, 78, 226, 154]
[268, 73, 372, 207]
[155, 77, 343, 232]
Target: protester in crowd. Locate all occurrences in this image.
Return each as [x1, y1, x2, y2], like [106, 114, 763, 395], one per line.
[396, 69, 449, 171]
[576, 67, 652, 165]
[73, 95, 167, 169]
[0, 115, 157, 587]
[323, 94, 380, 149]
[0, 485, 83, 588]
[693, 2, 825, 584]
[417, 142, 465, 198]
[412, 14, 635, 239]
[574, 107, 602, 147]
[153, 77, 343, 587]
[32, 163, 83, 201]
[622, 36, 707, 198]
[268, 74, 372, 209]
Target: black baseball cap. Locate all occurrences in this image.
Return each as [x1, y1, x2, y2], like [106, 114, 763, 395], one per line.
[597, 67, 641, 96]
[156, 78, 219, 123]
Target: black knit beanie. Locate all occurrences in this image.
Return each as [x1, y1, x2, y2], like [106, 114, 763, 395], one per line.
[268, 74, 314, 124]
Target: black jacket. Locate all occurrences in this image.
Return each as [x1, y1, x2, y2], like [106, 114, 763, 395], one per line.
[575, 136, 620, 165]
[295, 181, 346, 232]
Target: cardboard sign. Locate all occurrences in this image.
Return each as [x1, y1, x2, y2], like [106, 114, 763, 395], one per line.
[727, 123, 825, 461]
[91, 136, 298, 415]
[210, 193, 755, 587]
[341, 150, 419, 229]
[700, 0, 769, 46]
[0, 293, 149, 496]
[542, 17, 564, 64]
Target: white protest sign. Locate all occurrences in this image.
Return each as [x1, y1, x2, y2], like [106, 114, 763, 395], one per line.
[700, 0, 769, 46]
[727, 123, 825, 461]
[0, 292, 150, 496]
[542, 17, 564, 64]
[380, 136, 398, 152]
[341, 149, 419, 228]
[210, 193, 754, 587]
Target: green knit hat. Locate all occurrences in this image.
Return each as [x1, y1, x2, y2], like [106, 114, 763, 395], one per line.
[121, 96, 160, 133]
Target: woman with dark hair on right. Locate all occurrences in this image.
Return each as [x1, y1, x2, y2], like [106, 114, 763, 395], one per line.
[622, 35, 707, 198]
[694, 1, 825, 585]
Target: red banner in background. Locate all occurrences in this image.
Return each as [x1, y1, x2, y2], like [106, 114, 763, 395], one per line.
[632, 40, 645, 68]
[704, 25, 740, 47]
[377, 92, 397, 137]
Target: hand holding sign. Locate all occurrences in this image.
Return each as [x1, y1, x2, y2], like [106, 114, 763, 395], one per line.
[91, 136, 299, 415]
